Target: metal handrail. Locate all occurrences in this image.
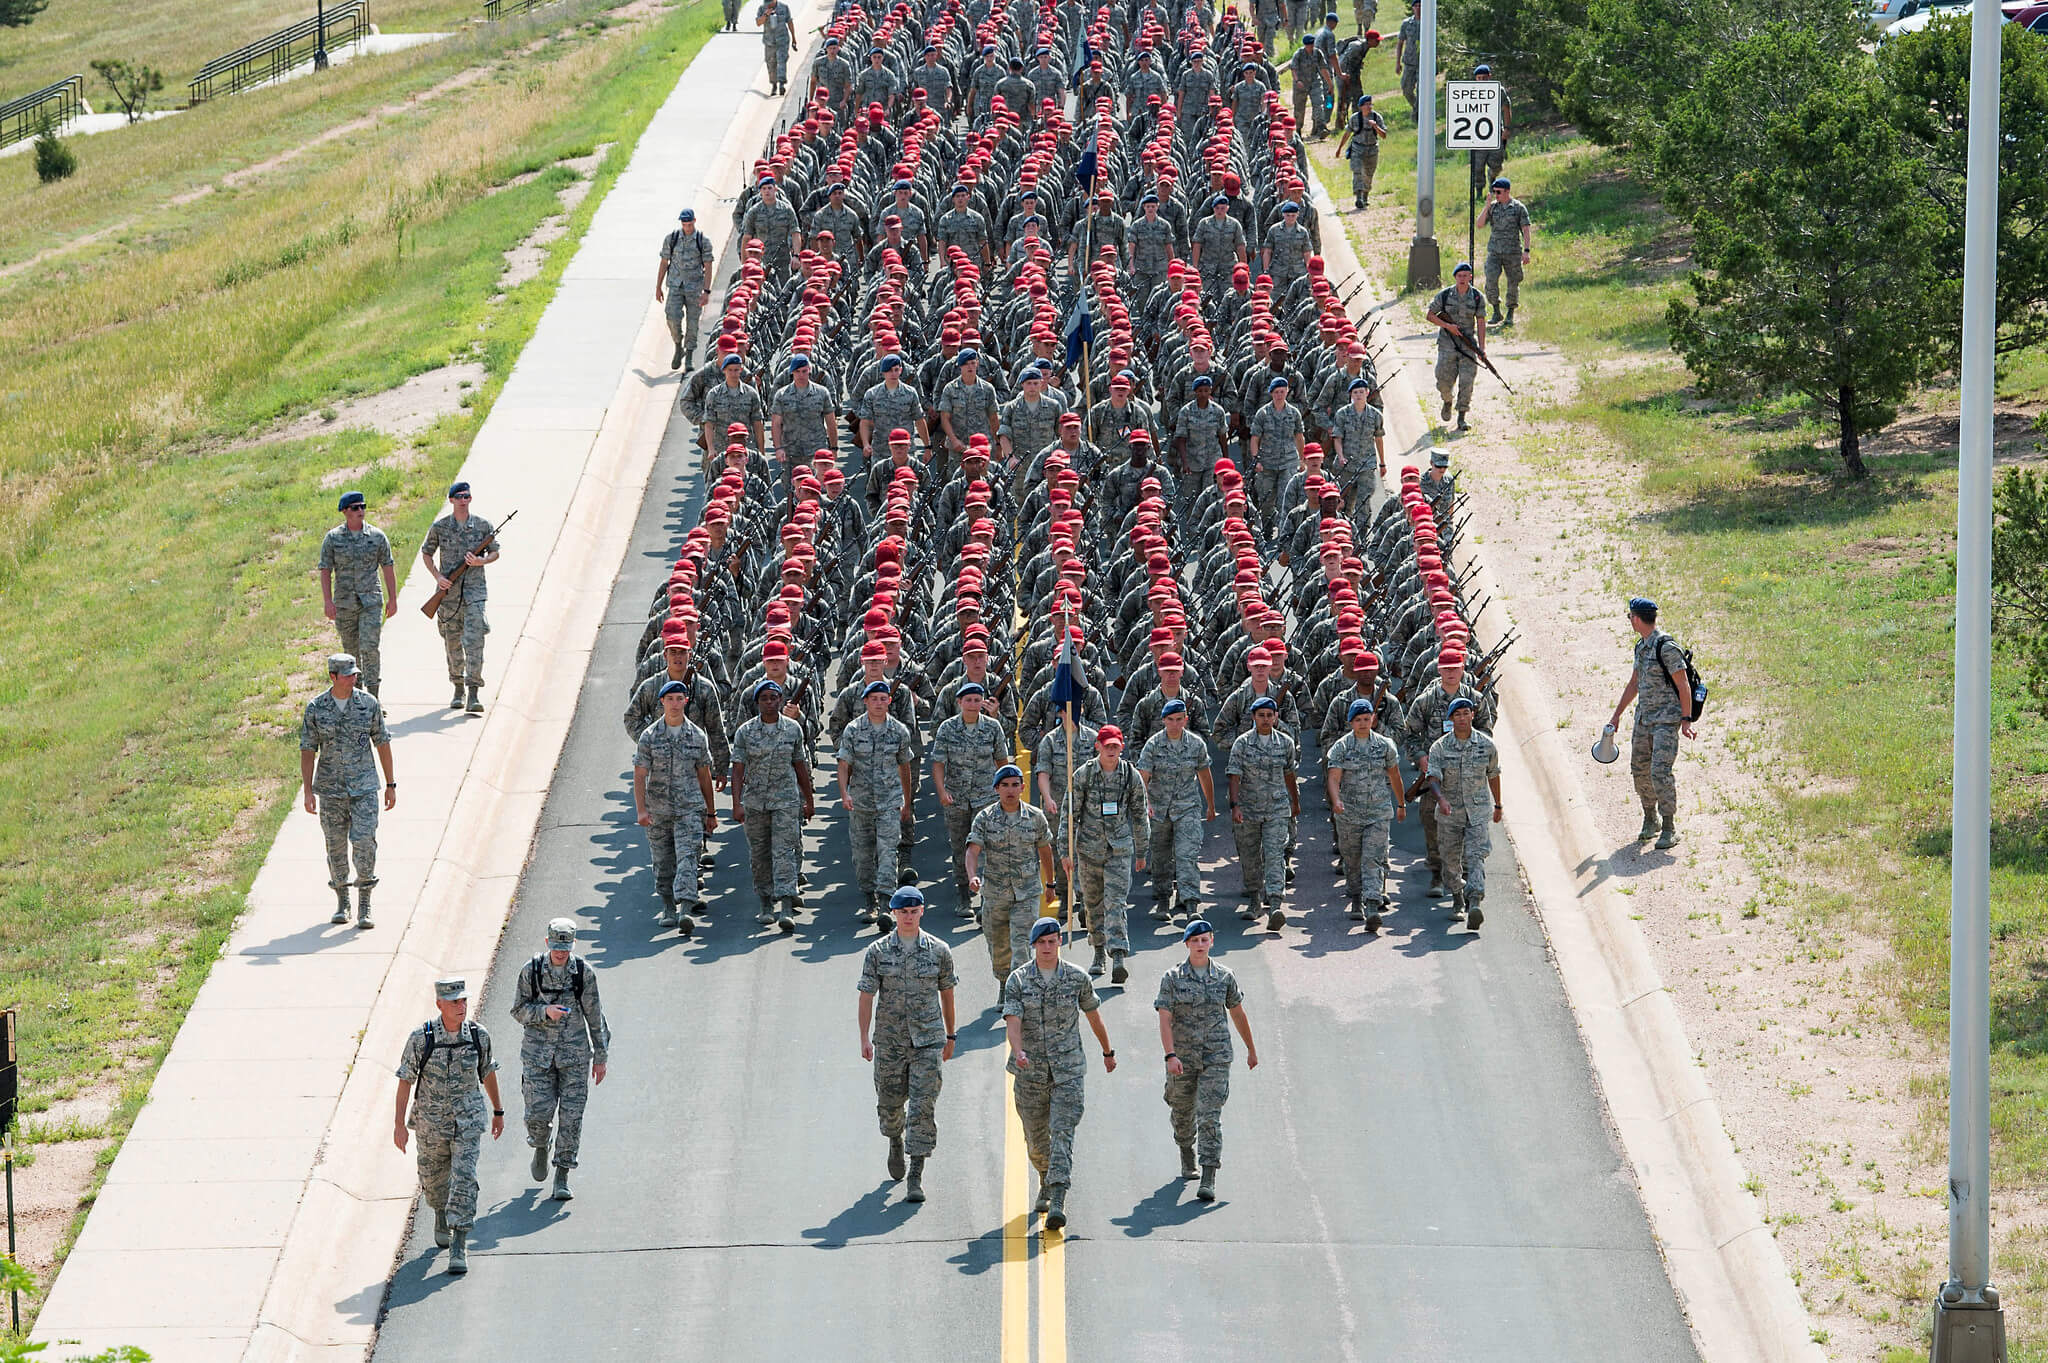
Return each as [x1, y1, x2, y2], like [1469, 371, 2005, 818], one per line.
[0, 75, 86, 150]
[483, 0, 558, 19]
[189, 2, 370, 102]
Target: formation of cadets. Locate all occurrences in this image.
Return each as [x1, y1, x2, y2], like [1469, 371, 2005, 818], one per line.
[311, 0, 1537, 1274]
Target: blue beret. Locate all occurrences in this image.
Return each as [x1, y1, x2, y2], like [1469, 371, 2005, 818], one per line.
[862, 680, 892, 698]
[1453, 260, 1474, 275]
[1491, 177, 1511, 190]
[758, 174, 777, 186]
[447, 481, 470, 497]
[1183, 918, 1214, 941]
[1036, 43, 1050, 53]
[983, 41, 997, 51]
[1141, 191, 1159, 204]
[894, 178, 914, 190]
[1212, 193, 1231, 207]
[825, 33, 839, 42]
[677, 207, 697, 221]
[1629, 596, 1657, 615]
[1268, 376, 1290, 392]
[957, 347, 978, 363]
[1359, 94, 1374, 105]
[1348, 698, 1375, 720]
[1019, 187, 1039, 198]
[890, 886, 926, 909]
[1446, 697, 1476, 714]
[790, 353, 809, 370]
[1350, 377, 1371, 391]
[722, 353, 744, 367]
[1474, 62, 1492, 74]
[753, 680, 784, 700]
[337, 490, 366, 510]
[659, 680, 689, 698]
[880, 354, 903, 371]
[1161, 698, 1188, 716]
[952, 183, 970, 194]
[1251, 696, 1279, 712]
[957, 682, 986, 697]
[1029, 916, 1063, 943]
[994, 763, 1024, 787]
[1192, 373, 1213, 387]
[1022, 214, 1043, 226]
[1281, 202, 1300, 213]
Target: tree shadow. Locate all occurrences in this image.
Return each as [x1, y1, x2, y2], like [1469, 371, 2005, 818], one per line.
[1109, 1176, 1223, 1237]
[800, 1181, 918, 1247]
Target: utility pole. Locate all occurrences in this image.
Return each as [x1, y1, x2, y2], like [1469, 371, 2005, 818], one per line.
[1930, 0, 2005, 1359]
[314, 0, 330, 71]
[1405, 0, 1439, 289]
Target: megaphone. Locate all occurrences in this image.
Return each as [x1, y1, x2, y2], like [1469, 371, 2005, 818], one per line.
[1591, 724, 1619, 765]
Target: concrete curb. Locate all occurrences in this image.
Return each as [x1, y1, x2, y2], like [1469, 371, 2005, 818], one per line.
[30, 17, 827, 1363]
[1306, 173, 1823, 1363]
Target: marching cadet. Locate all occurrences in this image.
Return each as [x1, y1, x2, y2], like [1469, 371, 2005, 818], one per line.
[1156, 919, 1258, 1203]
[510, 919, 611, 1203]
[730, 679, 812, 931]
[1428, 696, 1501, 929]
[394, 977, 504, 1276]
[1227, 696, 1299, 930]
[1324, 699, 1404, 929]
[1005, 916, 1118, 1231]
[1424, 262, 1486, 432]
[1067, 726, 1151, 983]
[836, 681, 917, 924]
[622, 631, 728, 774]
[634, 680, 720, 934]
[967, 766, 1058, 986]
[931, 683, 1012, 915]
[1403, 645, 1492, 898]
[1035, 715, 1099, 921]
[301, 653, 395, 929]
[1137, 699, 1216, 923]
[420, 481, 501, 714]
[319, 491, 397, 697]
[857, 886, 959, 1205]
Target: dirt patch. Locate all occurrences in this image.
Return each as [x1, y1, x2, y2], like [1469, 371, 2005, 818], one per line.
[1328, 170, 1968, 1359]
[7, 1139, 113, 1288]
[495, 143, 612, 291]
[1863, 399, 2047, 466]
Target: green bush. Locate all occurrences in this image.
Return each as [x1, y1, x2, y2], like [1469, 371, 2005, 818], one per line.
[32, 122, 76, 184]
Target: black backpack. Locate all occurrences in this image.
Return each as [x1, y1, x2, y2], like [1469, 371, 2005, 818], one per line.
[1652, 632, 1709, 721]
[418, 1020, 485, 1074]
[525, 953, 586, 1009]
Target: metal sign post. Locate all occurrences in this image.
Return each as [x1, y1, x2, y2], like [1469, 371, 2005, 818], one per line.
[3, 1007, 15, 1333]
[1406, 0, 1440, 289]
[1444, 81, 1501, 281]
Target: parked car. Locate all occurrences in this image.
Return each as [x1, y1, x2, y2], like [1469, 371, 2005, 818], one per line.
[1866, 0, 1966, 30]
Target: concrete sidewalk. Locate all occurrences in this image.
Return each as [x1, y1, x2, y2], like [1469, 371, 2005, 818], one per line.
[30, 16, 823, 1363]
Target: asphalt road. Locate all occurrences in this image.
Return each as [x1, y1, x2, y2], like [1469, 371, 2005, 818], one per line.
[369, 358, 1701, 1363]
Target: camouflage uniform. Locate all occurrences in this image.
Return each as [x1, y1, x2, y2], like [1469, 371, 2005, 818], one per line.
[1129, 214, 1179, 302]
[421, 512, 495, 687]
[300, 687, 389, 895]
[1326, 729, 1400, 906]
[1155, 959, 1242, 1168]
[933, 714, 1011, 898]
[1396, 11, 1420, 113]
[623, 670, 728, 769]
[1343, 106, 1387, 203]
[1247, 400, 1305, 531]
[1035, 723, 1097, 913]
[1004, 956, 1101, 1190]
[1227, 728, 1298, 905]
[842, 713, 916, 900]
[319, 523, 394, 695]
[1632, 632, 1688, 821]
[859, 930, 958, 1157]
[1328, 399, 1385, 502]
[1428, 283, 1485, 416]
[1138, 728, 1210, 908]
[1481, 195, 1532, 317]
[1404, 680, 1493, 877]
[773, 380, 836, 468]
[1428, 728, 1500, 904]
[635, 717, 715, 911]
[701, 378, 768, 450]
[732, 714, 807, 901]
[1193, 213, 1248, 297]
[1071, 759, 1150, 957]
[1174, 399, 1231, 484]
[1262, 217, 1312, 294]
[758, 0, 795, 89]
[937, 373, 1001, 452]
[862, 381, 926, 451]
[739, 194, 801, 276]
[935, 206, 992, 262]
[510, 950, 611, 1172]
[397, 1017, 497, 1232]
[969, 802, 1054, 981]
[660, 226, 717, 364]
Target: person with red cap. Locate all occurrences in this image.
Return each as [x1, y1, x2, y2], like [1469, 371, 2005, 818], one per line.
[932, 684, 1013, 918]
[1067, 725, 1151, 981]
[730, 679, 812, 930]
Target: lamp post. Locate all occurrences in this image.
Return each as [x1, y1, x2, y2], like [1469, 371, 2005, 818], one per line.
[1930, 1, 2006, 1359]
[1405, 0, 1440, 289]
[314, 0, 330, 70]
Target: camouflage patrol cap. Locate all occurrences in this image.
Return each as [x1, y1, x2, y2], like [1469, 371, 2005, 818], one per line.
[546, 917, 577, 946]
[328, 653, 359, 675]
[434, 977, 467, 1000]
[1430, 447, 1451, 466]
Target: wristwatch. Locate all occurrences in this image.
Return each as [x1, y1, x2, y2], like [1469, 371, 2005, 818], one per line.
[1163, 1051, 1178, 1062]
[946, 1033, 958, 1041]
[1103, 1049, 1115, 1059]
[492, 1109, 504, 1116]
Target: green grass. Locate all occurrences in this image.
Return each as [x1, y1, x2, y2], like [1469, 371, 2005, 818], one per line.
[1309, 80, 2048, 1358]
[0, 0, 722, 1321]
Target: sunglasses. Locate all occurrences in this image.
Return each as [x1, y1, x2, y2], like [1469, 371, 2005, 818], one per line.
[451, 493, 473, 501]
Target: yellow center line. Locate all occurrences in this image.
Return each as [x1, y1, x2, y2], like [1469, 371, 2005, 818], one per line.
[1001, 1078, 1031, 1362]
[1039, 1205, 1067, 1363]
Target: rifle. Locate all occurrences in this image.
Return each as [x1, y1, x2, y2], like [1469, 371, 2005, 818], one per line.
[421, 510, 518, 617]
[1437, 324, 1517, 396]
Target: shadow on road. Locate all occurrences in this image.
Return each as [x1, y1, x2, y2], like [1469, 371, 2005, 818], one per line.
[1109, 1176, 1224, 1238]
[800, 1181, 918, 1247]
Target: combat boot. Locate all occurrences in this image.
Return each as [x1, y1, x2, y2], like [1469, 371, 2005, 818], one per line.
[888, 1134, 906, 1181]
[1237, 895, 1258, 921]
[1265, 906, 1287, 931]
[876, 908, 894, 935]
[1178, 897, 1199, 922]
[531, 1137, 550, 1183]
[433, 1208, 451, 1249]
[956, 881, 977, 918]
[354, 883, 375, 929]
[1179, 1144, 1198, 1179]
[657, 893, 679, 929]
[905, 1156, 926, 1203]
[1656, 819, 1681, 851]
[1197, 1167, 1217, 1202]
[1347, 895, 1364, 922]
[1425, 871, 1445, 898]
[776, 896, 799, 933]
[1465, 897, 1485, 931]
[1440, 398, 1453, 422]
[1450, 892, 1467, 918]
[1034, 1177, 1052, 1215]
[671, 339, 685, 370]
[1488, 306, 1503, 326]
[465, 683, 483, 714]
[676, 905, 697, 937]
[1637, 812, 1659, 841]
[1365, 902, 1385, 933]
[756, 899, 778, 926]
[856, 893, 877, 926]
[1110, 951, 1128, 985]
[1455, 410, 1469, 432]
[1044, 1185, 1068, 1231]
[552, 1168, 573, 1202]
[1089, 944, 1107, 977]
[446, 1230, 468, 1274]
[1354, 195, 1365, 209]
[1503, 306, 1516, 328]
[1150, 894, 1173, 921]
[331, 886, 352, 926]
[450, 682, 465, 710]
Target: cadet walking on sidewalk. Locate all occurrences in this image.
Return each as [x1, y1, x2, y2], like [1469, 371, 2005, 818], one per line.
[1607, 596, 1696, 850]
[1156, 920, 1259, 1203]
[510, 919, 611, 1203]
[395, 977, 504, 1276]
[421, 481, 500, 713]
[857, 886, 959, 1205]
[1005, 917, 1118, 1231]
[656, 207, 715, 371]
[319, 491, 397, 697]
[300, 653, 395, 929]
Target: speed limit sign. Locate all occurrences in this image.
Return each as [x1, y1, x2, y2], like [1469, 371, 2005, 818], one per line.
[1445, 81, 1502, 151]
